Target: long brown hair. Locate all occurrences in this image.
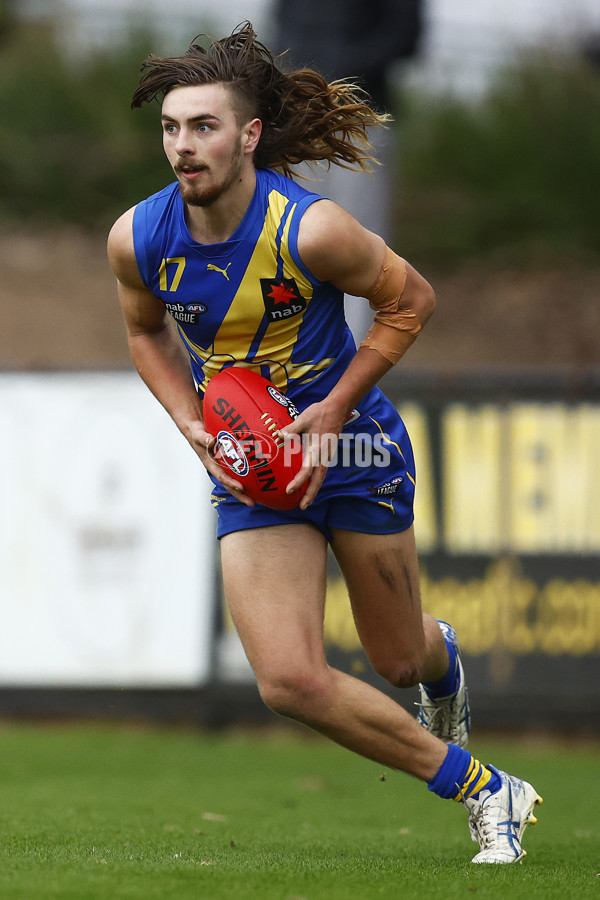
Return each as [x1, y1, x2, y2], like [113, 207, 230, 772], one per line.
[131, 21, 390, 177]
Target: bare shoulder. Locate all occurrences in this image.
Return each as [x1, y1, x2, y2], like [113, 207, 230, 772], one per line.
[296, 198, 386, 296]
[107, 204, 166, 332]
[107, 206, 141, 287]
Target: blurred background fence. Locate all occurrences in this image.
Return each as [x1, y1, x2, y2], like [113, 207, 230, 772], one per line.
[1, 0, 599, 730]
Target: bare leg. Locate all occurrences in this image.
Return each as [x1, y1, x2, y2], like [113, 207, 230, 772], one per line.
[331, 525, 449, 687]
[221, 524, 447, 782]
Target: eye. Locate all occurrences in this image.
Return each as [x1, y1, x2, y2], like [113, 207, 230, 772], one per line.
[163, 123, 178, 135]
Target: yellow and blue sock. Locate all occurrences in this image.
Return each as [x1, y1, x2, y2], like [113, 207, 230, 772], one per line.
[427, 743, 502, 801]
[422, 630, 458, 699]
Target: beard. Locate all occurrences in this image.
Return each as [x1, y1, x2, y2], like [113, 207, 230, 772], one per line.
[176, 143, 243, 208]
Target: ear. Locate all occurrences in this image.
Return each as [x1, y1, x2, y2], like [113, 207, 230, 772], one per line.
[243, 118, 262, 156]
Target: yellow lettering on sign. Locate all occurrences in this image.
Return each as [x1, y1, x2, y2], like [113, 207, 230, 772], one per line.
[536, 580, 600, 656]
[442, 404, 504, 553]
[556, 406, 600, 551]
[398, 402, 437, 552]
[324, 577, 361, 651]
[509, 404, 600, 552]
[323, 561, 600, 657]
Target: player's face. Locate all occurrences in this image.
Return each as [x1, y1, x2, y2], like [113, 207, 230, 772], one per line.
[161, 83, 251, 207]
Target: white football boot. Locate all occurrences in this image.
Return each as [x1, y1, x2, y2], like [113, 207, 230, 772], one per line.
[417, 620, 470, 748]
[463, 766, 543, 863]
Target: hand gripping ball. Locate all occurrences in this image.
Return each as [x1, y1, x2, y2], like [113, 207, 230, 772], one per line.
[203, 367, 307, 510]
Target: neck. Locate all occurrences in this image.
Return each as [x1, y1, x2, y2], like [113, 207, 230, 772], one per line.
[184, 167, 257, 244]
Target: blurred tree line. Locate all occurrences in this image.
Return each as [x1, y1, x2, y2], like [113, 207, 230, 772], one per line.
[2, 12, 600, 266]
[0, 14, 169, 231]
[399, 50, 600, 267]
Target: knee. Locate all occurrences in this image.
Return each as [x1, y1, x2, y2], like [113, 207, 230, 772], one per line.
[257, 669, 331, 720]
[370, 654, 424, 689]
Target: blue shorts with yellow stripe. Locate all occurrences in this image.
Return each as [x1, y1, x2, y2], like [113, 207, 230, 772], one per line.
[210, 387, 416, 542]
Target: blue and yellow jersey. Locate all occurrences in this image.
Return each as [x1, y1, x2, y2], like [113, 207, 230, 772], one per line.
[132, 167, 371, 409]
[133, 167, 416, 525]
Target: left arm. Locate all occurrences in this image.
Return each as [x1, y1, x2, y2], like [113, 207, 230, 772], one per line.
[283, 199, 435, 507]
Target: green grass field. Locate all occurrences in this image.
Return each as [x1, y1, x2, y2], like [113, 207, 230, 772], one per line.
[0, 720, 597, 899]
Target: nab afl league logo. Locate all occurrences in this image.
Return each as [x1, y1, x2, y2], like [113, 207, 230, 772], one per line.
[164, 301, 207, 325]
[260, 277, 307, 322]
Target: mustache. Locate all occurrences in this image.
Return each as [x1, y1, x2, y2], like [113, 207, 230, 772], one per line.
[175, 163, 208, 174]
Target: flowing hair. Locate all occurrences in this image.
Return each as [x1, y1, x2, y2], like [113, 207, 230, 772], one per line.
[131, 21, 390, 176]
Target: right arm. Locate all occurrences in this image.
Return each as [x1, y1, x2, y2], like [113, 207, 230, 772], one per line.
[107, 208, 254, 505]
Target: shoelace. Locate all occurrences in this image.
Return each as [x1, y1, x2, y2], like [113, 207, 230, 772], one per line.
[476, 799, 513, 848]
[466, 803, 481, 842]
[415, 700, 461, 741]
[428, 704, 451, 730]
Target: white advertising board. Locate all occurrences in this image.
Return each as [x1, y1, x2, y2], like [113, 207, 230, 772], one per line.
[0, 372, 216, 686]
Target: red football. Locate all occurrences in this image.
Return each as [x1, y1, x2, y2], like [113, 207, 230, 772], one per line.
[203, 367, 307, 510]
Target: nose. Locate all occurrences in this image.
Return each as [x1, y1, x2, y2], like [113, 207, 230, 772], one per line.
[174, 127, 194, 156]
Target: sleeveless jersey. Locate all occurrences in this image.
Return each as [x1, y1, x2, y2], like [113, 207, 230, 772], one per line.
[132, 167, 376, 410]
[133, 167, 416, 530]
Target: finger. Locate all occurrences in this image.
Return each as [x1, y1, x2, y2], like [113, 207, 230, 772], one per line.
[285, 467, 310, 495]
[280, 406, 314, 438]
[219, 476, 255, 507]
[212, 468, 247, 497]
[201, 453, 255, 507]
[285, 433, 319, 494]
[299, 464, 328, 510]
[227, 485, 255, 507]
[279, 418, 304, 439]
[194, 432, 216, 459]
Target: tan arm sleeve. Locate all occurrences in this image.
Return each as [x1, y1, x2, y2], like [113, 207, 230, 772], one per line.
[359, 247, 422, 365]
